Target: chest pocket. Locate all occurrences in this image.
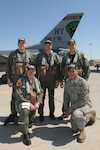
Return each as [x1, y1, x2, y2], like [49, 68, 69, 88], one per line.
[37, 65, 46, 77]
[12, 62, 28, 75]
[22, 76, 39, 104]
[11, 50, 31, 75]
[38, 52, 58, 76]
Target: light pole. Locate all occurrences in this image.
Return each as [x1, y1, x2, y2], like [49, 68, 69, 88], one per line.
[89, 43, 92, 60]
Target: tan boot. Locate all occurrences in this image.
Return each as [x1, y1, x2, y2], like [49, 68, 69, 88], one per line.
[86, 110, 96, 126]
[77, 128, 86, 143]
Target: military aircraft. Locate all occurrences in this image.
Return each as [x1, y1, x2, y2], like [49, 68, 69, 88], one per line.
[0, 12, 84, 82]
[27, 12, 84, 52]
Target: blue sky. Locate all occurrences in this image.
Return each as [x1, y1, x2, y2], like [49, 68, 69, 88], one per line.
[0, 0, 100, 60]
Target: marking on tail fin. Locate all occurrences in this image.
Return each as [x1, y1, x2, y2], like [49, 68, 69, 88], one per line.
[66, 21, 80, 37]
[63, 14, 83, 20]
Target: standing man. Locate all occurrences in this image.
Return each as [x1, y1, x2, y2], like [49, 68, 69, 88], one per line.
[4, 38, 35, 126]
[58, 39, 90, 120]
[15, 65, 43, 145]
[35, 40, 60, 121]
[63, 63, 96, 143]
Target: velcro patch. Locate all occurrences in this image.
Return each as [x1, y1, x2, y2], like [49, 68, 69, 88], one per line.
[84, 54, 87, 59]
[16, 79, 22, 86]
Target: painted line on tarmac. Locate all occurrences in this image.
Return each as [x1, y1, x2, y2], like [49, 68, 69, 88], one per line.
[0, 91, 11, 94]
[88, 82, 100, 85]
[96, 117, 100, 121]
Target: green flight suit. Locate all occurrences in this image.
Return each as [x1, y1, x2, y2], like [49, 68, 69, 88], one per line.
[60, 50, 90, 81]
[15, 75, 43, 134]
[35, 51, 60, 116]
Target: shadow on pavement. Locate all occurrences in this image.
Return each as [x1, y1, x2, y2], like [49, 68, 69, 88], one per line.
[35, 116, 70, 126]
[0, 117, 20, 144]
[30, 116, 78, 146]
[31, 126, 78, 146]
[0, 116, 77, 146]
[90, 69, 100, 73]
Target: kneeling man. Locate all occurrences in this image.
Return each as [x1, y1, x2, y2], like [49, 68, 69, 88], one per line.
[15, 65, 43, 146]
[63, 63, 96, 143]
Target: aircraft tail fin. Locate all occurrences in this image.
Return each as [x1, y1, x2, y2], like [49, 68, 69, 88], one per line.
[40, 13, 84, 49]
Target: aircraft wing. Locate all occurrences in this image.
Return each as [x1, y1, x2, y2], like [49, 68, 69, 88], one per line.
[0, 54, 8, 72]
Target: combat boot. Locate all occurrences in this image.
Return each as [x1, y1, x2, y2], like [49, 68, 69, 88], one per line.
[86, 110, 96, 126]
[57, 113, 68, 120]
[4, 114, 17, 126]
[23, 134, 31, 146]
[77, 128, 86, 143]
[39, 115, 44, 121]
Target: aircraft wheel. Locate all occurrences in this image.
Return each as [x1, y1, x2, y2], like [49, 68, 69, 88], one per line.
[1, 74, 7, 83]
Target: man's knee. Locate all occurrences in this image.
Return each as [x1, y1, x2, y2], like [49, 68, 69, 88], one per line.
[20, 108, 30, 117]
[72, 109, 83, 118]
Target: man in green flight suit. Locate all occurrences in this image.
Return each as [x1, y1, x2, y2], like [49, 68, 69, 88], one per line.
[4, 38, 35, 126]
[35, 40, 60, 121]
[15, 65, 43, 146]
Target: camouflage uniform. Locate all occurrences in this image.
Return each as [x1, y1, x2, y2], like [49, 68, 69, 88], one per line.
[35, 51, 60, 118]
[6, 49, 34, 116]
[15, 75, 43, 134]
[64, 75, 93, 131]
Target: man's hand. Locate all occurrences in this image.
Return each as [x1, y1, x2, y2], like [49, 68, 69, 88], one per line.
[35, 102, 40, 109]
[55, 80, 59, 88]
[7, 79, 13, 87]
[59, 81, 64, 88]
[65, 109, 72, 116]
[30, 102, 40, 111]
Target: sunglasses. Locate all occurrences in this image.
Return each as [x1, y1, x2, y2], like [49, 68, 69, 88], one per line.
[68, 43, 75, 46]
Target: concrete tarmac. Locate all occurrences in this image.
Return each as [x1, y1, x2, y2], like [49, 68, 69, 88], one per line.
[0, 66, 100, 150]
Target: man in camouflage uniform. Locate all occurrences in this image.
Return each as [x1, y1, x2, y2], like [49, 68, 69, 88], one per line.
[35, 40, 60, 121]
[63, 63, 96, 143]
[15, 65, 43, 145]
[4, 38, 35, 126]
[58, 39, 90, 120]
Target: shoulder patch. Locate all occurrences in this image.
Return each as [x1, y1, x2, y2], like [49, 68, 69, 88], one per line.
[83, 54, 87, 59]
[16, 79, 22, 87]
